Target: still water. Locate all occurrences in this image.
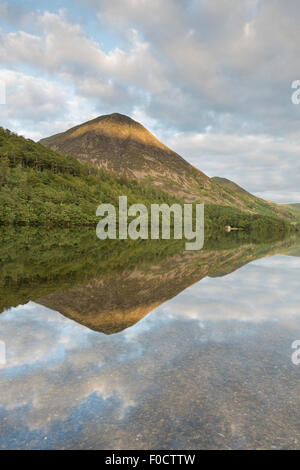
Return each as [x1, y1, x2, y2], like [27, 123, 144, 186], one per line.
[0, 232, 300, 449]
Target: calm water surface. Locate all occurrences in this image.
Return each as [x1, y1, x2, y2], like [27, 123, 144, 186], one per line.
[0, 254, 300, 449]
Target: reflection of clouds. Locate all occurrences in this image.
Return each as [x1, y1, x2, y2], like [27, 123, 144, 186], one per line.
[154, 255, 300, 324]
[251, 255, 300, 269]
[0, 302, 95, 369]
[0, 301, 156, 439]
[0, 256, 300, 449]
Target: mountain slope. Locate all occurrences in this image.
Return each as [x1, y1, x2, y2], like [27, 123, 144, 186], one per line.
[284, 203, 300, 222]
[40, 113, 214, 202]
[211, 177, 251, 195]
[0, 127, 179, 226]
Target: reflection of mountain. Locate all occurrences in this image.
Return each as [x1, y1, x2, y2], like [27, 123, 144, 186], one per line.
[38, 237, 300, 334]
[1, 227, 299, 334]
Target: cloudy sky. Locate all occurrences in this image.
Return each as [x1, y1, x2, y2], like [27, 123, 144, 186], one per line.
[0, 0, 299, 203]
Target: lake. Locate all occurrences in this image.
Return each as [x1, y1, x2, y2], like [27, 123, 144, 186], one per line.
[0, 229, 299, 449]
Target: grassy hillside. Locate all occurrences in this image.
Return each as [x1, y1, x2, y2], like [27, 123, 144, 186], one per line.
[284, 203, 300, 221]
[0, 127, 295, 239]
[212, 176, 251, 195]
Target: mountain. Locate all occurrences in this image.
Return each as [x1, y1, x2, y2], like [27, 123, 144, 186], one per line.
[39, 113, 296, 220]
[40, 113, 214, 202]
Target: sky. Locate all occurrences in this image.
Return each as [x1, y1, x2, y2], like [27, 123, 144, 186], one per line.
[0, 0, 299, 203]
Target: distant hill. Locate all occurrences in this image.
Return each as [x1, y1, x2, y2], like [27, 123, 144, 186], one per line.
[288, 203, 300, 212]
[211, 177, 251, 195]
[213, 177, 300, 224]
[281, 203, 300, 223]
[212, 176, 296, 221]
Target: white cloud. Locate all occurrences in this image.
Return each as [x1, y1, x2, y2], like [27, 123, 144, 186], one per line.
[0, 69, 98, 140]
[164, 131, 300, 203]
[0, 2, 299, 201]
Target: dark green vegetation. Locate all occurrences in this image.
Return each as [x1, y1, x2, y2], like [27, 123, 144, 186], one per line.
[0, 127, 179, 226]
[0, 127, 297, 238]
[204, 204, 293, 241]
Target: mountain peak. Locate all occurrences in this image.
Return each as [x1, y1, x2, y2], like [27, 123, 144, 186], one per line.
[57, 112, 144, 139]
[83, 112, 141, 128]
[101, 112, 137, 122]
